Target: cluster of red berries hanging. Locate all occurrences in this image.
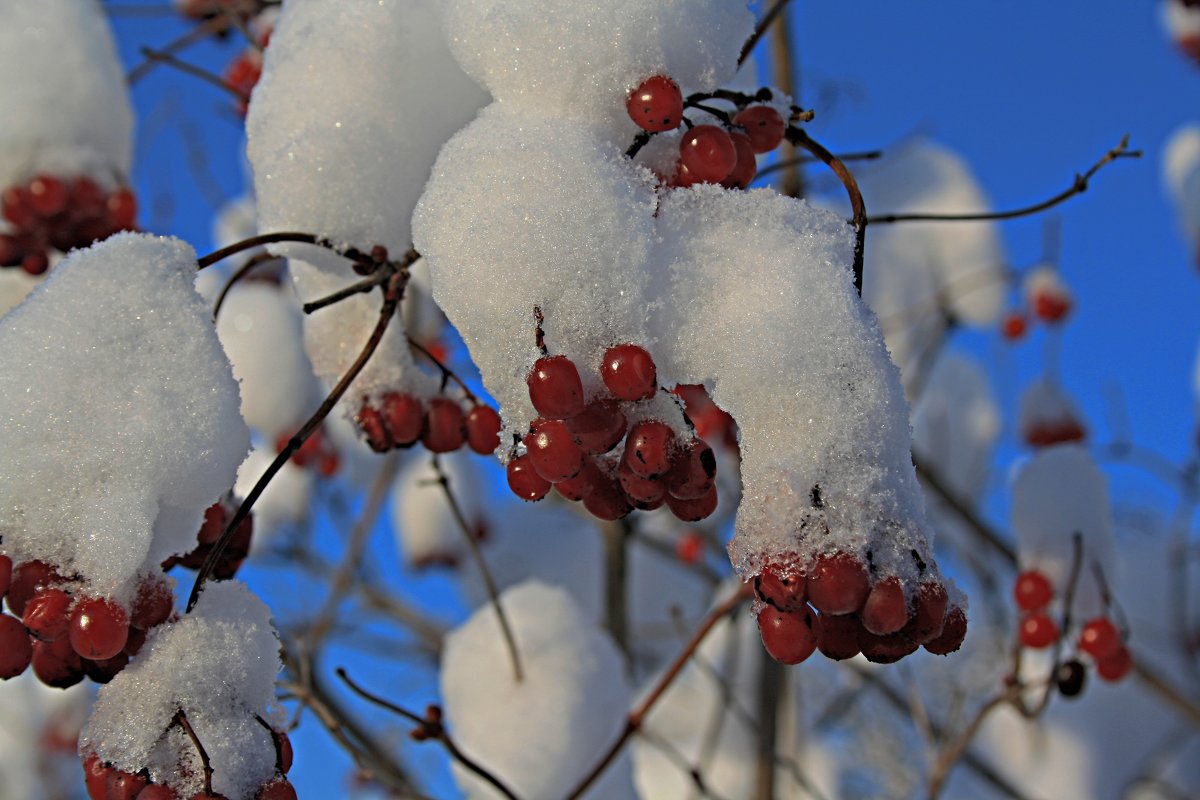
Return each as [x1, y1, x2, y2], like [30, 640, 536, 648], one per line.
[275, 425, 340, 478]
[161, 497, 254, 580]
[1001, 266, 1074, 342]
[753, 552, 967, 666]
[506, 345, 719, 523]
[0, 175, 137, 275]
[0, 554, 174, 688]
[82, 721, 295, 800]
[626, 75, 790, 190]
[1013, 568, 1132, 686]
[223, 24, 273, 116]
[356, 390, 502, 458]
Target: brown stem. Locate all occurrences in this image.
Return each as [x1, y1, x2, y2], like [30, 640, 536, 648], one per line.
[173, 709, 214, 794]
[302, 248, 420, 315]
[869, 136, 1140, 224]
[126, 17, 230, 84]
[186, 273, 405, 611]
[755, 149, 883, 179]
[196, 231, 380, 272]
[408, 338, 479, 402]
[138, 47, 248, 102]
[738, 0, 794, 66]
[602, 519, 632, 665]
[565, 584, 753, 800]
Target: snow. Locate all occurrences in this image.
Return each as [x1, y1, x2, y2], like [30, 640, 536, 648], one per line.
[1017, 376, 1086, 446]
[1163, 123, 1200, 249]
[234, 446, 313, 553]
[1162, 0, 1200, 39]
[0, 233, 249, 602]
[440, 581, 636, 799]
[391, 451, 487, 569]
[0, 0, 133, 192]
[912, 351, 999, 502]
[80, 581, 283, 800]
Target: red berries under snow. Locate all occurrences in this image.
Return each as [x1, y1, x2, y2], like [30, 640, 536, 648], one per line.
[626, 75, 685, 133]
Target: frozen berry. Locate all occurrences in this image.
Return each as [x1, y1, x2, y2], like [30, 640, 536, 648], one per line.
[664, 484, 717, 521]
[566, 399, 627, 454]
[84, 754, 114, 800]
[0, 554, 11, 598]
[1013, 569, 1053, 612]
[554, 457, 602, 502]
[357, 403, 393, 452]
[465, 405, 502, 455]
[902, 581, 948, 644]
[600, 344, 657, 401]
[582, 472, 633, 521]
[31, 637, 84, 688]
[70, 597, 129, 661]
[679, 125, 737, 183]
[422, 397, 466, 453]
[255, 779, 298, 800]
[860, 630, 919, 664]
[806, 552, 869, 615]
[757, 605, 818, 665]
[755, 564, 806, 611]
[720, 131, 757, 190]
[626, 75, 683, 132]
[622, 420, 675, 478]
[7, 560, 60, 618]
[507, 455, 551, 502]
[861, 577, 908, 636]
[382, 392, 424, 446]
[108, 770, 149, 800]
[274, 729, 293, 774]
[815, 612, 863, 661]
[23, 587, 72, 641]
[137, 785, 180, 799]
[733, 105, 786, 153]
[0, 613, 32, 679]
[131, 578, 174, 630]
[923, 605, 968, 655]
[665, 440, 716, 500]
[527, 355, 584, 419]
[617, 460, 666, 508]
[526, 418, 583, 482]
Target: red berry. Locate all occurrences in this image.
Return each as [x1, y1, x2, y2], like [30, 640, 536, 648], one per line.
[626, 75, 683, 132]
[860, 630, 919, 664]
[137, 785, 180, 799]
[861, 577, 908, 636]
[754, 564, 806, 611]
[7, 560, 60, 618]
[197, 502, 228, 546]
[617, 460, 666, 509]
[757, 605, 818, 665]
[1013, 569, 1053, 612]
[1033, 292, 1070, 323]
[71, 177, 106, 218]
[815, 612, 863, 661]
[924, 605, 968, 656]
[275, 729, 293, 774]
[422, 397, 466, 453]
[382, 392, 424, 446]
[720, 131, 757, 190]
[1095, 645, 1133, 682]
[566, 399, 627, 454]
[107, 771, 149, 800]
[679, 125, 737, 183]
[255, 779, 298, 800]
[733, 105, 786, 154]
[23, 587, 72, 641]
[21, 250, 49, 276]
[806, 553, 870, 615]
[131, 578, 174, 630]
[1019, 612, 1059, 649]
[902, 581, 948, 644]
[665, 439, 716, 500]
[107, 187, 138, 231]
[664, 484, 717, 522]
[507, 455, 551, 502]
[1078, 617, 1122, 661]
[27, 175, 69, 218]
[70, 597, 129, 661]
[1, 186, 34, 227]
[357, 403, 393, 452]
[674, 532, 704, 565]
[0, 613, 32, 679]
[600, 344, 657, 401]
[525, 418, 583, 482]
[1001, 312, 1027, 341]
[0, 233, 21, 266]
[31, 636, 84, 688]
[465, 405, 502, 455]
[0, 554, 12, 598]
[527, 356, 585, 419]
[622, 420, 675, 478]
[84, 754, 114, 800]
[85, 651, 131, 683]
[554, 457, 601, 502]
[123, 626, 147, 657]
[582, 472, 633, 521]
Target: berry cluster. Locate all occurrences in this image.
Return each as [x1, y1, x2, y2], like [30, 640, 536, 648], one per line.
[1003, 266, 1073, 341]
[506, 345, 719, 523]
[225, 50, 264, 117]
[672, 383, 738, 450]
[626, 75, 789, 190]
[0, 555, 173, 688]
[1013, 568, 1132, 684]
[274, 425, 340, 477]
[1, 175, 137, 275]
[752, 553, 966, 666]
[81, 722, 294, 800]
[161, 498, 254, 580]
[356, 391, 502, 457]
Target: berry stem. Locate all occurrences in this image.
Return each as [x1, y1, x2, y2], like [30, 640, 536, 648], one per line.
[138, 46, 250, 102]
[196, 231, 378, 273]
[738, 0, 795, 66]
[408, 337, 477, 402]
[301, 248, 419, 315]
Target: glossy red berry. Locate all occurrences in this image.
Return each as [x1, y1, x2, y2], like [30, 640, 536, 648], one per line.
[1013, 569, 1054, 612]
[525, 418, 583, 482]
[806, 552, 870, 615]
[507, 455, 551, 502]
[815, 612, 863, 661]
[0, 613, 32, 679]
[1001, 312, 1027, 341]
[733, 105, 786, 153]
[582, 472, 633, 521]
[924, 605, 968, 655]
[27, 175, 69, 218]
[600, 344, 657, 401]
[357, 403, 393, 452]
[1019, 612, 1059, 649]
[861, 577, 908, 636]
[84, 754, 114, 800]
[566, 399, 627, 454]
[31, 636, 85, 688]
[553, 457, 602, 502]
[626, 75, 684, 132]
[679, 125, 737, 183]
[617, 461, 666, 509]
[274, 729, 293, 774]
[7, 560, 60, 618]
[1096, 645, 1133, 682]
[622, 420, 675, 478]
[130, 579, 174, 630]
[70, 597, 129, 661]
[422, 398, 466, 453]
[382, 392, 424, 446]
[902, 581, 948, 644]
[465, 405, 502, 454]
[23, 587, 73, 641]
[20, 250, 49, 276]
[1078, 617, 1122, 661]
[757, 605, 818, 665]
[664, 484, 718, 521]
[665, 440, 716, 500]
[720, 131, 757, 190]
[754, 564, 806, 611]
[860, 630, 919, 664]
[527, 355, 585, 419]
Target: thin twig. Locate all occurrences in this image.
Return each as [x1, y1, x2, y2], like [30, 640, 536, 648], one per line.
[755, 149, 883, 179]
[187, 274, 405, 611]
[430, 455, 524, 683]
[408, 338, 478, 402]
[126, 17, 230, 84]
[138, 46, 248, 101]
[738, 0, 794, 66]
[336, 669, 523, 800]
[565, 584, 753, 800]
[173, 709, 215, 795]
[869, 136, 1141, 224]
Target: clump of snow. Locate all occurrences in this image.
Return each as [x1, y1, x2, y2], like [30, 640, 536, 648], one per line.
[440, 581, 635, 799]
[0, 0, 133, 191]
[80, 581, 282, 799]
[0, 233, 249, 601]
[1017, 376, 1086, 448]
[391, 452, 487, 569]
[403, 256, 448, 346]
[234, 446, 312, 553]
[1162, 0, 1200, 41]
[1010, 445, 1116, 617]
[1163, 124, 1200, 254]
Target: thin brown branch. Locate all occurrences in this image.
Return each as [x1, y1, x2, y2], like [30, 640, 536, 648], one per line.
[408, 337, 479, 402]
[869, 136, 1140, 224]
[566, 584, 753, 800]
[431, 455, 524, 683]
[926, 689, 1017, 800]
[755, 149, 883, 179]
[336, 668, 523, 800]
[602, 518, 633, 664]
[187, 273, 405, 611]
[173, 709, 214, 795]
[126, 17, 230, 83]
[138, 46, 248, 101]
[738, 0, 794, 66]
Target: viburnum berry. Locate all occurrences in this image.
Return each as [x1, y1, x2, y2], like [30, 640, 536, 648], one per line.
[553, 457, 602, 502]
[0, 613, 32, 679]
[566, 399, 627, 454]
[861, 577, 908, 636]
[902, 581, 948, 644]
[357, 403, 392, 452]
[23, 587, 73, 641]
[1018, 611, 1059, 649]
[274, 729, 294, 774]
[70, 597, 129, 661]
[679, 125, 737, 184]
[616, 461, 666, 509]
[83, 754, 115, 800]
[860, 630, 919, 664]
[664, 484, 717, 521]
[465, 405, 502, 454]
[733, 105, 786, 154]
[1013, 569, 1054, 612]
[106, 769, 149, 800]
[123, 626, 147, 658]
[755, 563, 806, 611]
[626, 75, 683, 133]
[581, 472, 633, 521]
[422, 397, 466, 453]
[815, 612, 863, 661]
[107, 187, 138, 231]
[27, 175, 69, 218]
[924, 605, 968, 655]
[1078, 617, 1122, 661]
[130, 578, 174, 630]
[665, 439, 716, 500]
[600, 344, 657, 401]
[806, 552, 870, 615]
[506, 455, 551, 502]
[1056, 659, 1087, 697]
[757, 605, 819, 665]
[1001, 312, 1028, 341]
[527, 355, 585, 419]
[256, 779, 298, 800]
[525, 418, 583, 482]
[622, 419, 675, 478]
[1033, 291, 1071, 323]
[720, 131, 757, 190]
[7, 560, 60, 618]
[21, 250, 49, 276]
[0, 554, 11, 598]
[1, 186, 33, 227]
[382, 392, 424, 447]
[31, 636, 85, 688]
[674, 531, 705, 565]
[1096, 645, 1133, 682]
